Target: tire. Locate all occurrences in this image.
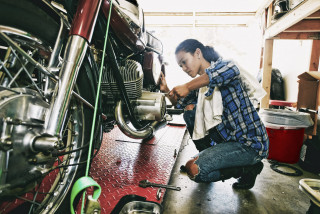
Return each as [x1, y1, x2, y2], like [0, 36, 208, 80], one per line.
[0, 0, 101, 213]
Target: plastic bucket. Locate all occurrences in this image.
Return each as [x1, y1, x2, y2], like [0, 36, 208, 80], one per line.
[266, 124, 305, 164]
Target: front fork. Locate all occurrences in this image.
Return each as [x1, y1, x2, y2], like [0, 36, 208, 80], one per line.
[44, 35, 88, 137]
[44, 0, 102, 137]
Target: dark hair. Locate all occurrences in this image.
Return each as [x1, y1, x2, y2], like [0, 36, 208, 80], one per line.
[175, 39, 220, 63]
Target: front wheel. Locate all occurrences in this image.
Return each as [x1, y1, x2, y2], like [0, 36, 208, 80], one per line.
[0, 0, 100, 213]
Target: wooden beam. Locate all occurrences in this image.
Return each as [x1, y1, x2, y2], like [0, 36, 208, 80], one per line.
[284, 19, 320, 32]
[264, 0, 320, 39]
[144, 12, 193, 16]
[145, 24, 193, 27]
[144, 12, 256, 17]
[195, 12, 255, 16]
[145, 24, 247, 28]
[259, 47, 264, 69]
[305, 10, 320, 19]
[261, 39, 274, 109]
[266, 3, 274, 28]
[195, 24, 247, 27]
[272, 32, 320, 39]
[309, 40, 320, 71]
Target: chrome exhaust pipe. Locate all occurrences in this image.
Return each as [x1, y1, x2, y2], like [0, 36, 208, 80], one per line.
[115, 100, 160, 139]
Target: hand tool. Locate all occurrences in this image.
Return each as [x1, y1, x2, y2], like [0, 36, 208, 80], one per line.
[139, 180, 181, 191]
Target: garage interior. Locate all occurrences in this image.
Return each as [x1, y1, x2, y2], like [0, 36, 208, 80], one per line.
[1, 0, 320, 213]
[130, 1, 320, 213]
[96, 0, 320, 213]
[140, 0, 320, 213]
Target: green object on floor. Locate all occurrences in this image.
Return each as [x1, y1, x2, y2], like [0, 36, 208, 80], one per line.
[70, 176, 102, 214]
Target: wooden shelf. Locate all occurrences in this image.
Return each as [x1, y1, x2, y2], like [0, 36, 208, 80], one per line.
[260, 0, 320, 135]
[264, 0, 320, 39]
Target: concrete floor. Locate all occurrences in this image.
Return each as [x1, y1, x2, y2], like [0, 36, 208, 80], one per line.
[162, 131, 320, 214]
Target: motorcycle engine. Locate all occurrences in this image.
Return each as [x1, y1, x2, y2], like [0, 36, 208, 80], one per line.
[102, 59, 144, 99]
[101, 59, 166, 121]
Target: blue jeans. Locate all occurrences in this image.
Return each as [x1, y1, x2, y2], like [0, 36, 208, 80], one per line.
[193, 142, 262, 183]
[183, 106, 262, 183]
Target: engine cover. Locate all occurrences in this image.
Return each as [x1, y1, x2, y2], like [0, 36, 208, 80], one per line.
[133, 91, 166, 121]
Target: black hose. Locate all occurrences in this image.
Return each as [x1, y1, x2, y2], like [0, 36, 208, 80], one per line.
[270, 161, 303, 176]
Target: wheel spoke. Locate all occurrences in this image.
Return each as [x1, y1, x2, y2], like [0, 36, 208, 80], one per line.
[0, 31, 56, 79]
[10, 49, 45, 97]
[0, 59, 17, 86]
[28, 186, 40, 214]
[16, 196, 41, 206]
[7, 49, 36, 87]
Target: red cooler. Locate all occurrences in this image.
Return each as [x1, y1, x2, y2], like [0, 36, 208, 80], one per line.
[266, 124, 305, 164]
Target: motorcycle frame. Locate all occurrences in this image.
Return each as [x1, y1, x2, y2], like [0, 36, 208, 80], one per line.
[44, 0, 102, 137]
[44, 0, 154, 137]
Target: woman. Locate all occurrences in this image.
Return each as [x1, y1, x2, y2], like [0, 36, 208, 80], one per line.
[160, 39, 269, 189]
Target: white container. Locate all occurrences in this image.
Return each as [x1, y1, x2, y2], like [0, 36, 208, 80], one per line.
[259, 109, 314, 127]
[299, 178, 320, 207]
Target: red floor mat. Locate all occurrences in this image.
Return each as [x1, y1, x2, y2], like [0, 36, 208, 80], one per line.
[89, 124, 186, 213]
[0, 123, 185, 214]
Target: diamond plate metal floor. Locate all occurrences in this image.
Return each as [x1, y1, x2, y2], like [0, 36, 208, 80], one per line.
[89, 123, 186, 213]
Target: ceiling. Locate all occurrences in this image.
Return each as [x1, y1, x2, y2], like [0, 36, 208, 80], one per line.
[137, 0, 268, 27]
[138, 0, 266, 13]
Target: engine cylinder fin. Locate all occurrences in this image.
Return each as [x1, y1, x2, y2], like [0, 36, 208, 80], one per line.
[102, 59, 143, 99]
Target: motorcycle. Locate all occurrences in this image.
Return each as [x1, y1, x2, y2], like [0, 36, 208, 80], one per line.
[0, 0, 168, 213]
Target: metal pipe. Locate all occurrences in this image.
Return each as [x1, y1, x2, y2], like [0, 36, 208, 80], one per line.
[48, 18, 65, 68]
[115, 100, 159, 139]
[44, 18, 65, 97]
[0, 150, 8, 185]
[44, 35, 88, 137]
[44, 17, 65, 97]
[72, 91, 107, 120]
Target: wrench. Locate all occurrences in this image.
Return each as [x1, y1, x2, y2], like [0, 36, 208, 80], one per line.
[139, 180, 181, 191]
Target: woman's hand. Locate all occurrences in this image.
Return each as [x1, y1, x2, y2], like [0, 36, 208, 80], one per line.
[159, 72, 178, 105]
[169, 84, 190, 98]
[159, 72, 169, 93]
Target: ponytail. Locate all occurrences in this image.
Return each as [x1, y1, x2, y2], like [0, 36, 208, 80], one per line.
[175, 39, 220, 63]
[203, 46, 220, 62]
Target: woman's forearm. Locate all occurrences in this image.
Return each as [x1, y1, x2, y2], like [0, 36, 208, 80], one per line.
[186, 73, 210, 91]
[170, 73, 210, 98]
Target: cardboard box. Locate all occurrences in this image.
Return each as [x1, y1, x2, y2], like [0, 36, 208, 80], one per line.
[297, 71, 320, 135]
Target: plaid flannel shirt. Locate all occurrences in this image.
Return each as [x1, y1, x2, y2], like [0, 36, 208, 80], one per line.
[177, 58, 269, 158]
